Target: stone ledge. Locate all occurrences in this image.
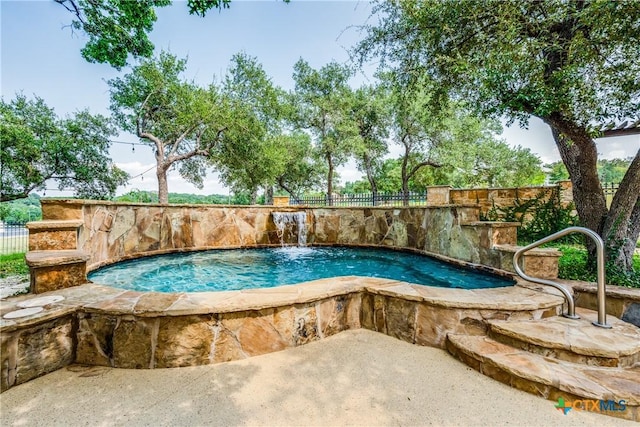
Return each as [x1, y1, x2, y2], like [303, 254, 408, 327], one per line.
[461, 221, 521, 228]
[493, 244, 562, 257]
[1, 278, 560, 331]
[26, 250, 90, 268]
[573, 282, 640, 302]
[26, 220, 84, 231]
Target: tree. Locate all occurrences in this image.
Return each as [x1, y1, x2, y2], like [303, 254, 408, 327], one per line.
[545, 161, 571, 183]
[429, 110, 545, 188]
[272, 132, 325, 201]
[358, 1, 640, 273]
[385, 76, 443, 205]
[292, 59, 359, 205]
[547, 158, 632, 184]
[350, 84, 390, 204]
[213, 53, 289, 203]
[54, 0, 231, 68]
[108, 51, 231, 204]
[0, 94, 128, 202]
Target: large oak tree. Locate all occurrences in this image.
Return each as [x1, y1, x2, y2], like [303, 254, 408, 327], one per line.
[108, 52, 232, 204]
[292, 59, 359, 205]
[358, 0, 640, 274]
[1, 94, 128, 202]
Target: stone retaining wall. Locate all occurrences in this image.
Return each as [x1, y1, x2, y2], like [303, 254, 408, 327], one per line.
[1, 278, 564, 392]
[25, 199, 562, 293]
[427, 181, 573, 216]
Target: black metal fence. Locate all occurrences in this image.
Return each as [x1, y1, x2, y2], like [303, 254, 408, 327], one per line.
[0, 222, 28, 255]
[291, 191, 428, 207]
[602, 182, 619, 197]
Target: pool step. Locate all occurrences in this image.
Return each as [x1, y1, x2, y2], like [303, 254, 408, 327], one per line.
[488, 308, 640, 368]
[26, 220, 84, 251]
[25, 250, 90, 294]
[446, 308, 640, 422]
[446, 334, 640, 421]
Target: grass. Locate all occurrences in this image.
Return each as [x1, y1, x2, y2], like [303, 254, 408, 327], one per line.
[0, 253, 29, 278]
[556, 245, 640, 288]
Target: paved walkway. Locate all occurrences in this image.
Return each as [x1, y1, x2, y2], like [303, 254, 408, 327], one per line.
[0, 329, 634, 426]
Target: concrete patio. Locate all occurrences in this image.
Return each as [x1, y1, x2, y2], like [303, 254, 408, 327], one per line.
[0, 329, 634, 426]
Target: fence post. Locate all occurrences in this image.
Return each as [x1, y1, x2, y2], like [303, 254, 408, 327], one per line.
[426, 186, 452, 206]
[273, 196, 290, 206]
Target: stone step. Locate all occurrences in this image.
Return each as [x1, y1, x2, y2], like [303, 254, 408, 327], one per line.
[446, 334, 640, 422]
[27, 220, 83, 251]
[492, 244, 561, 280]
[25, 250, 90, 294]
[488, 308, 640, 368]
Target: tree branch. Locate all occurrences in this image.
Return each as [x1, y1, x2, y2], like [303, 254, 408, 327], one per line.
[407, 160, 441, 179]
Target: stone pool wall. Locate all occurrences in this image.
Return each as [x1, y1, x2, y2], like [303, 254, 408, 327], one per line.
[27, 199, 559, 294]
[0, 278, 563, 392]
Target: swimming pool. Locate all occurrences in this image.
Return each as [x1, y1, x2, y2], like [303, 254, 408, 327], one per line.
[88, 247, 515, 293]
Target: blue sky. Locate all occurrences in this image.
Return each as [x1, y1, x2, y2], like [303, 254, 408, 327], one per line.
[2, 0, 638, 196]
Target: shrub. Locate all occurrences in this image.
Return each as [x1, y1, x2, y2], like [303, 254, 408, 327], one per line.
[483, 187, 579, 244]
[557, 245, 640, 288]
[0, 253, 28, 278]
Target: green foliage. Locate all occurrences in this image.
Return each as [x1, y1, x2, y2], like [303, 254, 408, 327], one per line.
[292, 59, 359, 199]
[350, 84, 391, 193]
[214, 53, 313, 201]
[0, 253, 29, 278]
[0, 195, 43, 223]
[113, 190, 254, 205]
[358, 1, 640, 126]
[483, 187, 579, 244]
[358, 0, 640, 273]
[556, 245, 640, 289]
[56, 0, 171, 69]
[187, 0, 231, 16]
[108, 51, 235, 203]
[0, 94, 128, 202]
[546, 158, 633, 183]
[55, 0, 243, 68]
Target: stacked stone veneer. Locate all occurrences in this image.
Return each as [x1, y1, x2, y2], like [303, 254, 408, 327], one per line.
[439, 180, 574, 218]
[31, 199, 558, 279]
[1, 278, 563, 392]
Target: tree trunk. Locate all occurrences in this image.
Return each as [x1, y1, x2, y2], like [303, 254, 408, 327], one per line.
[277, 178, 301, 204]
[157, 165, 170, 204]
[401, 149, 410, 207]
[602, 149, 640, 271]
[364, 156, 378, 206]
[326, 153, 334, 206]
[265, 186, 274, 205]
[548, 116, 640, 273]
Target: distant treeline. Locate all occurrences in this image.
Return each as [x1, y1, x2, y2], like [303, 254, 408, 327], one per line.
[113, 190, 263, 205]
[0, 194, 42, 224]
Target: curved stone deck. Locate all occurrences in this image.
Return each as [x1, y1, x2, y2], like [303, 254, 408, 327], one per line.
[1, 278, 562, 391]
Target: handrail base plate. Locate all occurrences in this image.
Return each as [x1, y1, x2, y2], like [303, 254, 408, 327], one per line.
[592, 321, 612, 329]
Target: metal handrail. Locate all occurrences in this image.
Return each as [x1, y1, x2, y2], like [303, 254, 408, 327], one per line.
[513, 226, 611, 328]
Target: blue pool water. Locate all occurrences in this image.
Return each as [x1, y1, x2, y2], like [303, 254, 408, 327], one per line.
[88, 247, 515, 293]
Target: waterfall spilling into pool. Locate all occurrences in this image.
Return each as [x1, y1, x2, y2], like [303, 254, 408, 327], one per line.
[272, 212, 308, 246]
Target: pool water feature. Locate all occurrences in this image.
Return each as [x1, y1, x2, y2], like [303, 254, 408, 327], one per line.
[88, 247, 515, 293]
[272, 211, 308, 246]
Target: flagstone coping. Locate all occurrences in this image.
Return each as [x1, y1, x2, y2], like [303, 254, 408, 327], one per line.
[0, 278, 563, 332]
